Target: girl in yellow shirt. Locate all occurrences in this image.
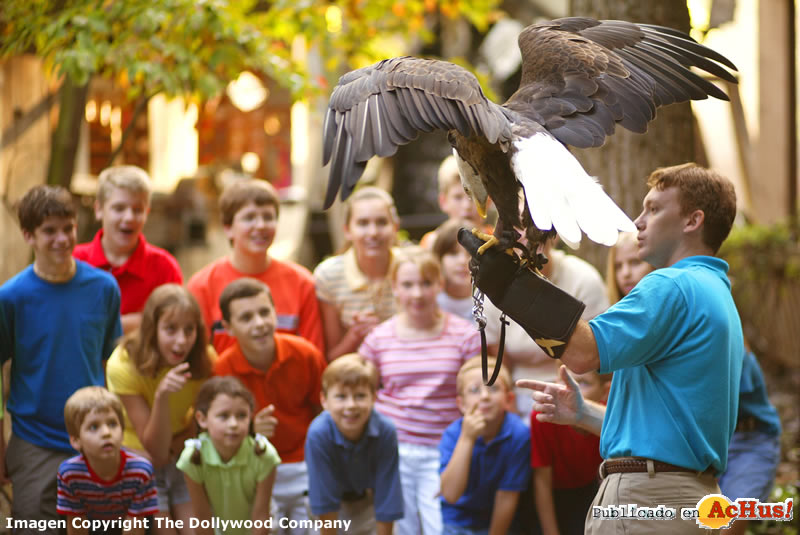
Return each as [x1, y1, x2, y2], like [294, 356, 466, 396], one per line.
[106, 283, 213, 535]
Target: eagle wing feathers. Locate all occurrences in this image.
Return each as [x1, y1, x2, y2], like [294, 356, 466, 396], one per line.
[323, 57, 510, 208]
[512, 18, 737, 149]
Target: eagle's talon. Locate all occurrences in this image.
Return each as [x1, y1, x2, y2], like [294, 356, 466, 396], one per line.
[471, 229, 499, 255]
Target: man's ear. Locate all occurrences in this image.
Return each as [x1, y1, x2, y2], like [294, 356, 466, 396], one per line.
[94, 200, 104, 222]
[684, 209, 705, 233]
[319, 392, 328, 411]
[69, 435, 82, 453]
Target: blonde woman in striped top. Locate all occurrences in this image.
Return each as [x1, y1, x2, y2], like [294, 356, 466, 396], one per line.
[314, 187, 400, 362]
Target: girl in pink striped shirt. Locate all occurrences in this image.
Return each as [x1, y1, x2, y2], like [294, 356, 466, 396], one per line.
[359, 247, 481, 535]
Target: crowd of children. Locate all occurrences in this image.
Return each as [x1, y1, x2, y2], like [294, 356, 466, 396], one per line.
[0, 161, 781, 535]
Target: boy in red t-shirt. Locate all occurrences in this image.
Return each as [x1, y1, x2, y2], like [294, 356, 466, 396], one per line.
[74, 165, 182, 334]
[531, 365, 611, 535]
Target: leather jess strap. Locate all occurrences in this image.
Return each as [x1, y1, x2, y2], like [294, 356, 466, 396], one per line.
[601, 458, 703, 478]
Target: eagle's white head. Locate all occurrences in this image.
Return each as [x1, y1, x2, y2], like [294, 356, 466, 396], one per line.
[452, 149, 489, 219]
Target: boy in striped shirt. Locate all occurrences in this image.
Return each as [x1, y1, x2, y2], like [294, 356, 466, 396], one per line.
[57, 387, 158, 534]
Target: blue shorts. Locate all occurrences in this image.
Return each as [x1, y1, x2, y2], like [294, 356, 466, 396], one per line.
[718, 430, 781, 501]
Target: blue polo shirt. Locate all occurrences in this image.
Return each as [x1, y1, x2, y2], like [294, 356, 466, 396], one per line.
[305, 410, 403, 522]
[589, 256, 743, 475]
[0, 262, 121, 451]
[738, 350, 781, 436]
[439, 412, 530, 529]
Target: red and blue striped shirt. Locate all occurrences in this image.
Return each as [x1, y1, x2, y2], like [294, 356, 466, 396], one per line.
[57, 449, 158, 519]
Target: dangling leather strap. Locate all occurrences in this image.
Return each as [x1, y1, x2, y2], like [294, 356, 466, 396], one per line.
[481, 312, 508, 386]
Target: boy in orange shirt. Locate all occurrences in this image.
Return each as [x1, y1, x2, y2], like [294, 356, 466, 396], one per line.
[213, 277, 325, 534]
[188, 179, 324, 355]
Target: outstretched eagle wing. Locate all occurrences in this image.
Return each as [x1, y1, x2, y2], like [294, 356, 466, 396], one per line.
[507, 17, 738, 148]
[322, 57, 510, 208]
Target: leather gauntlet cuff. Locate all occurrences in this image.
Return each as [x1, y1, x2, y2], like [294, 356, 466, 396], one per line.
[458, 228, 585, 359]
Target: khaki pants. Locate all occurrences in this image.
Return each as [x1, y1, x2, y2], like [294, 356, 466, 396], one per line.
[584, 463, 720, 535]
[338, 492, 377, 535]
[6, 434, 72, 534]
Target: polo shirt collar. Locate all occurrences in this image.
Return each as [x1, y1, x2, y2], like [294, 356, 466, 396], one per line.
[227, 337, 287, 377]
[332, 409, 381, 448]
[672, 256, 731, 288]
[196, 432, 257, 467]
[343, 248, 397, 291]
[85, 229, 149, 279]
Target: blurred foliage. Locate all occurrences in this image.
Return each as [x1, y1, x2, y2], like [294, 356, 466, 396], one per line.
[720, 223, 800, 282]
[0, 0, 502, 102]
[746, 481, 798, 534]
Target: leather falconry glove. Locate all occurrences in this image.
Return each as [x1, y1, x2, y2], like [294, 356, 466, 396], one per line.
[457, 228, 585, 359]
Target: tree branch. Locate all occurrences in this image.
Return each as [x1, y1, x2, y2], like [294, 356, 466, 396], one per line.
[105, 95, 152, 168]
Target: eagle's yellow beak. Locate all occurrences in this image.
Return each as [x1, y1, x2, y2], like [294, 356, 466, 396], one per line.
[474, 198, 487, 219]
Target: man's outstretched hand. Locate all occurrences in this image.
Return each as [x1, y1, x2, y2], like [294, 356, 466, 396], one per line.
[517, 365, 584, 426]
[517, 365, 604, 436]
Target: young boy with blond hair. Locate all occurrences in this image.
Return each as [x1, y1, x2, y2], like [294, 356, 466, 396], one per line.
[1, 185, 122, 530]
[419, 155, 485, 249]
[188, 179, 323, 355]
[305, 353, 404, 535]
[530, 365, 611, 535]
[440, 356, 531, 535]
[58, 387, 158, 534]
[74, 165, 183, 334]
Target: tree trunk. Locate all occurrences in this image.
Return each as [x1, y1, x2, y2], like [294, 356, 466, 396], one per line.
[47, 78, 89, 188]
[567, 0, 697, 274]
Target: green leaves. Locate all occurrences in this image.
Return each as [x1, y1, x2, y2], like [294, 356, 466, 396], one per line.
[0, 0, 499, 102]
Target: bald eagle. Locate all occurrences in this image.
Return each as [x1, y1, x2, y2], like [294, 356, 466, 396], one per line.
[321, 17, 738, 263]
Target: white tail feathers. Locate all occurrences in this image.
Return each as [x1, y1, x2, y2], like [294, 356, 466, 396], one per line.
[512, 133, 636, 249]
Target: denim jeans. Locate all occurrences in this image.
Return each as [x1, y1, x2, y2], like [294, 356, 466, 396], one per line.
[719, 431, 781, 501]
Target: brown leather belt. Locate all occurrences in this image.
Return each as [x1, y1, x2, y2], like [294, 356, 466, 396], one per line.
[601, 458, 705, 478]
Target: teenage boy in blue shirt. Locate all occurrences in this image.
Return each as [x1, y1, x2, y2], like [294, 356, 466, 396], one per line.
[0, 185, 121, 531]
